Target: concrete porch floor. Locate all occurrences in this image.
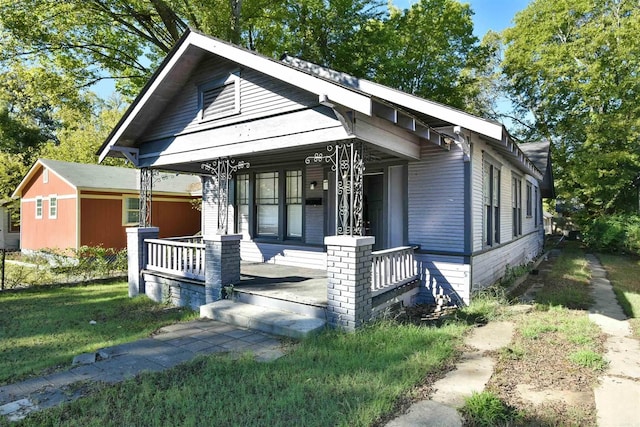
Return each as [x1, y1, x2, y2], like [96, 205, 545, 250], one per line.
[237, 262, 328, 306]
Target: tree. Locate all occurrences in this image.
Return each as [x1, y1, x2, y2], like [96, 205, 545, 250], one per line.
[372, 0, 490, 110]
[502, 0, 640, 216]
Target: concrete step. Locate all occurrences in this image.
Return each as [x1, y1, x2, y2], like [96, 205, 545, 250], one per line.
[200, 300, 326, 339]
[234, 290, 327, 319]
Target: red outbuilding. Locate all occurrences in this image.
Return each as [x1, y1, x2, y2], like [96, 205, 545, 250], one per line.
[13, 159, 201, 252]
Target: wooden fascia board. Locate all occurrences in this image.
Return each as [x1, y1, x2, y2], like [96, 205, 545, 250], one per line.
[76, 187, 194, 197]
[98, 39, 194, 163]
[99, 32, 372, 163]
[355, 79, 503, 140]
[354, 113, 421, 160]
[188, 32, 371, 116]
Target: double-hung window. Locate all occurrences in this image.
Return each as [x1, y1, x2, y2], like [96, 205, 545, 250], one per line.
[123, 197, 140, 225]
[526, 182, 533, 217]
[236, 174, 250, 235]
[242, 169, 304, 240]
[49, 195, 58, 219]
[35, 197, 43, 219]
[483, 158, 501, 246]
[512, 177, 522, 237]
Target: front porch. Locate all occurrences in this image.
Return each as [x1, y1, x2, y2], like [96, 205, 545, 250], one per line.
[131, 232, 421, 333]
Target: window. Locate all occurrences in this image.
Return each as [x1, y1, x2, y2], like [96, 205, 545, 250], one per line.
[43, 168, 48, 184]
[256, 172, 279, 237]
[48, 195, 58, 219]
[286, 170, 303, 238]
[526, 182, 533, 217]
[8, 209, 19, 232]
[241, 169, 304, 240]
[199, 73, 240, 122]
[483, 159, 500, 246]
[512, 177, 522, 237]
[535, 187, 539, 226]
[123, 197, 140, 225]
[236, 174, 249, 235]
[35, 197, 43, 219]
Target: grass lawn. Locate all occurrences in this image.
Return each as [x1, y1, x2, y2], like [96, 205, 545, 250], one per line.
[0, 281, 198, 385]
[597, 253, 640, 337]
[535, 241, 592, 309]
[15, 321, 468, 427]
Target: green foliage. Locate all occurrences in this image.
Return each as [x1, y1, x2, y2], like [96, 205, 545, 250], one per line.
[502, 0, 640, 216]
[17, 320, 466, 426]
[581, 215, 640, 255]
[455, 289, 507, 325]
[1, 247, 127, 289]
[569, 349, 607, 371]
[0, 282, 197, 385]
[460, 391, 524, 427]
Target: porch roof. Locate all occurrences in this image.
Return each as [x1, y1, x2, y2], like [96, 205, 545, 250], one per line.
[98, 28, 542, 180]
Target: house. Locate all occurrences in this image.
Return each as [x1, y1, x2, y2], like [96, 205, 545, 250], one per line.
[98, 29, 553, 330]
[0, 201, 20, 250]
[12, 159, 201, 253]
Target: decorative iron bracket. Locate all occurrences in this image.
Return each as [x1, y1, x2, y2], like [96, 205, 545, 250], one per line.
[201, 158, 250, 234]
[305, 142, 365, 236]
[139, 168, 153, 227]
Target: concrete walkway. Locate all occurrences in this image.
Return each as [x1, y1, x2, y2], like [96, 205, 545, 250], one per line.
[386, 321, 515, 427]
[0, 319, 285, 422]
[586, 254, 640, 427]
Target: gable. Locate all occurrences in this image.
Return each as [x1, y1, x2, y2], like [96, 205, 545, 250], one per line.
[18, 164, 76, 199]
[140, 54, 318, 143]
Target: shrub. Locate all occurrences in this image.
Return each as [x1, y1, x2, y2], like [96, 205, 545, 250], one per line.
[580, 214, 640, 255]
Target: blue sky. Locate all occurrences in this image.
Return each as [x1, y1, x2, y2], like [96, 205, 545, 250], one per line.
[392, 0, 531, 38]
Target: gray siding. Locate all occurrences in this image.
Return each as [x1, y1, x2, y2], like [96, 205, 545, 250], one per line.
[142, 56, 318, 142]
[408, 144, 465, 252]
[415, 253, 471, 305]
[471, 230, 543, 291]
[241, 241, 326, 270]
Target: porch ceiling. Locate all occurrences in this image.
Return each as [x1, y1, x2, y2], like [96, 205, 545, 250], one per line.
[145, 139, 403, 175]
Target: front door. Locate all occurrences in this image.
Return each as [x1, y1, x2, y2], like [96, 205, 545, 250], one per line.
[364, 173, 384, 250]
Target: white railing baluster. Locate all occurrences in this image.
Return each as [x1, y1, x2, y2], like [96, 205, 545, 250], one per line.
[145, 238, 206, 281]
[370, 246, 419, 294]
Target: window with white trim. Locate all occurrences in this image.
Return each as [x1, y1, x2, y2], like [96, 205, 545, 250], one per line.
[256, 172, 279, 237]
[123, 197, 140, 225]
[236, 174, 249, 235]
[48, 195, 58, 219]
[483, 158, 500, 246]
[199, 73, 240, 122]
[286, 170, 303, 238]
[512, 177, 522, 237]
[526, 182, 533, 217]
[35, 197, 43, 219]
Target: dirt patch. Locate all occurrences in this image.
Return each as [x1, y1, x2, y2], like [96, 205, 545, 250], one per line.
[486, 310, 606, 426]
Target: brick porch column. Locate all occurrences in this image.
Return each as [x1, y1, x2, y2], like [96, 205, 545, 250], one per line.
[325, 235, 375, 331]
[204, 234, 242, 303]
[126, 227, 159, 297]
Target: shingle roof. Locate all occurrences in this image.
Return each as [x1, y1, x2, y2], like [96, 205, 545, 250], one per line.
[519, 141, 555, 198]
[14, 159, 200, 197]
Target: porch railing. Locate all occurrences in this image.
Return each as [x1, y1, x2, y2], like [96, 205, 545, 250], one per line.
[146, 238, 206, 281]
[371, 246, 419, 294]
[164, 235, 203, 244]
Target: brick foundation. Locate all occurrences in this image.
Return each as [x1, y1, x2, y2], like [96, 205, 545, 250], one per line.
[204, 234, 242, 303]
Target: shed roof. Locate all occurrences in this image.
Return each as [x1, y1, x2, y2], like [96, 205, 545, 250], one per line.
[12, 159, 200, 198]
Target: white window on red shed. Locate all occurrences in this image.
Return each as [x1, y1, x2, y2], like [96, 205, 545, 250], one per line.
[198, 73, 240, 122]
[123, 197, 140, 225]
[35, 197, 43, 219]
[49, 195, 58, 219]
[43, 168, 49, 184]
